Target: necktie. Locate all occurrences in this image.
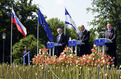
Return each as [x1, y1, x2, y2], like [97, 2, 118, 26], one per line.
[108, 31, 110, 36]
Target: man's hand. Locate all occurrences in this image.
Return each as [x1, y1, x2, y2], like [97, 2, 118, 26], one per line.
[108, 39, 111, 41]
[79, 40, 82, 42]
[58, 43, 62, 46]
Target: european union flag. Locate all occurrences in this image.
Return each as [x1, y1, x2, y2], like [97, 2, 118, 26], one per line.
[38, 9, 53, 42]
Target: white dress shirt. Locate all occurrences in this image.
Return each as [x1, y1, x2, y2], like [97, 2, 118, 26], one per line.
[57, 33, 62, 43]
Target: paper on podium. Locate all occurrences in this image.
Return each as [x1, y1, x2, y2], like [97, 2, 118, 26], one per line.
[77, 40, 84, 45]
[103, 38, 112, 43]
[54, 43, 62, 46]
[97, 38, 112, 43]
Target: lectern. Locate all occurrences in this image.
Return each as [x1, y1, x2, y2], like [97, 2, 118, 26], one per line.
[47, 42, 61, 56]
[23, 51, 31, 66]
[95, 38, 112, 55]
[68, 40, 84, 54]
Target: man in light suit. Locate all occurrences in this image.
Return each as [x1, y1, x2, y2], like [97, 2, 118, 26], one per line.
[78, 25, 90, 56]
[56, 28, 68, 57]
[104, 23, 117, 66]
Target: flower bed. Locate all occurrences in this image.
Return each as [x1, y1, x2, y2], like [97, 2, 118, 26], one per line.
[32, 45, 114, 67]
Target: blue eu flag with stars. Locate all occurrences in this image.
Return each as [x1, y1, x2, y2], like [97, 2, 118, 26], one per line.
[38, 9, 53, 42]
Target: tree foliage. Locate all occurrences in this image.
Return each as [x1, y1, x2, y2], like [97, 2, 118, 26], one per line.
[0, 0, 38, 63]
[12, 35, 44, 64]
[0, 0, 14, 63]
[13, 0, 38, 41]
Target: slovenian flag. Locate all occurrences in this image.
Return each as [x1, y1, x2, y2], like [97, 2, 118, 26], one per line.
[12, 9, 27, 37]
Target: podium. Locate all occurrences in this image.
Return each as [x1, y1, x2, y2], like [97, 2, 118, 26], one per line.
[23, 51, 31, 66]
[95, 38, 112, 55]
[68, 40, 84, 55]
[47, 42, 61, 56]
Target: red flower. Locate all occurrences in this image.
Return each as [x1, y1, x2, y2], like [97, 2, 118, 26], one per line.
[93, 45, 97, 48]
[72, 62, 76, 65]
[43, 47, 47, 52]
[91, 49, 96, 52]
[100, 51, 102, 54]
[108, 62, 111, 65]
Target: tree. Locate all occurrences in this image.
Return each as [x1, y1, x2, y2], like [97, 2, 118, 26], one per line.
[87, 0, 121, 65]
[12, 35, 44, 64]
[89, 28, 96, 49]
[13, 0, 38, 42]
[0, 0, 38, 63]
[0, 0, 14, 63]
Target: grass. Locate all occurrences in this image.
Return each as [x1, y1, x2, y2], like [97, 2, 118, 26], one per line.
[0, 64, 121, 79]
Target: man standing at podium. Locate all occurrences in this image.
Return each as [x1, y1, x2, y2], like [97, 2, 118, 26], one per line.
[23, 46, 28, 65]
[78, 25, 90, 56]
[56, 28, 68, 57]
[104, 23, 117, 66]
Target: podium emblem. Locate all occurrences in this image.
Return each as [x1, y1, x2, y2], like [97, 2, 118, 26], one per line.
[68, 40, 77, 47]
[47, 43, 54, 48]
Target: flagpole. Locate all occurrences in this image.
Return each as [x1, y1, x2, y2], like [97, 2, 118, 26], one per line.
[10, 10, 13, 65]
[64, 6, 66, 35]
[37, 20, 39, 54]
[64, 24, 66, 35]
[37, 9, 39, 55]
[64, 6, 67, 35]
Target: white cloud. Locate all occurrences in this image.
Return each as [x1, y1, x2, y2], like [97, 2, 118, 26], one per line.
[54, 0, 64, 5]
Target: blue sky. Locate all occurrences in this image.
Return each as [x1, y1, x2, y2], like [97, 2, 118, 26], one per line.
[33, 0, 95, 30]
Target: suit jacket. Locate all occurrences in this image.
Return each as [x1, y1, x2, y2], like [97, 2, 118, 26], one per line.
[57, 33, 68, 47]
[78, 30, 90, 44]
[56, 33, 68, 53]
[78, 30, 90, 54]
[104, 29, 117, 50]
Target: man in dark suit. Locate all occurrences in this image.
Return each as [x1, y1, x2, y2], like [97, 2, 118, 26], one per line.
[56, 28, 68, 57]
[104, 23, 117, 66]
[78, 25, 90, 56]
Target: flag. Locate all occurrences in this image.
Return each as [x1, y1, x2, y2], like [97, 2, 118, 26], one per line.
[12, 9, 27, 37]
[65, 8, 80, 36]
[38, 9, 53, 42]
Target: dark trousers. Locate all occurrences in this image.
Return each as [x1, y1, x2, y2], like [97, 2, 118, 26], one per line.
[106, 49, 117, 66]
[25, 56, 28, 65]
[56, 46, 64, 57]
[77, 44, 91, 57]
